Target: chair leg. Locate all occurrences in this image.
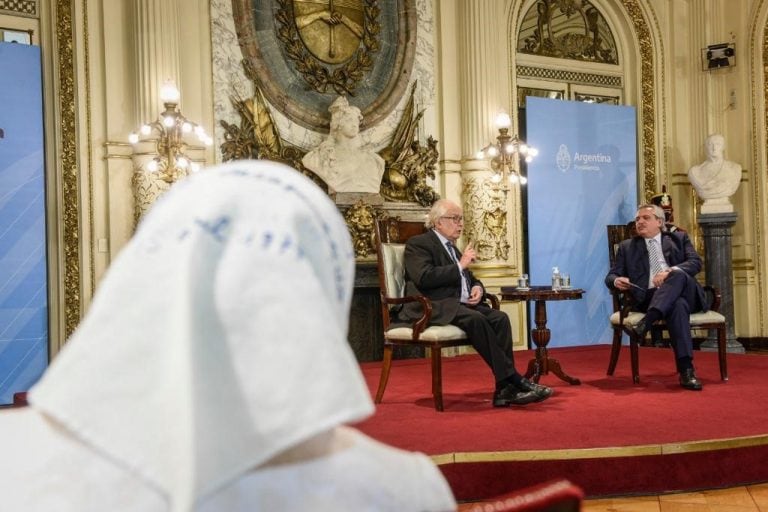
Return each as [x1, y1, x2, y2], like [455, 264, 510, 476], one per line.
[629, 335, 640, 384]
[607, 327, 622, 376]
[717, 325, 729, 381]
[430, 347, 444, 412]
[375, 345, 394, 404]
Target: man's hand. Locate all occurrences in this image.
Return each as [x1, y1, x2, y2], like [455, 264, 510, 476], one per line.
[467, 285, 483, 305]
[651, 268, 673, 288]
[459, 242, 475, 269]
[613, 277, 632, 291]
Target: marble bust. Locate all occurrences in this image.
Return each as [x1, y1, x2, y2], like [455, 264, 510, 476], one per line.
[302, 96, 385, 196]
[687, 133, 742, 214]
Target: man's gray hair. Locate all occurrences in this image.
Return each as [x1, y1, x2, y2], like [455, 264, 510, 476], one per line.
[637, 203, 666, 223]
[425, 199, 453, 229]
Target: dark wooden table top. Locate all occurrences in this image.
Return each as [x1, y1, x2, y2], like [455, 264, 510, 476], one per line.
[500, 286, 584, 301]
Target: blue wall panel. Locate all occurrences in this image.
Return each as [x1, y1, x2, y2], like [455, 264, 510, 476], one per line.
[526, 97, 637, 347]
[0, 42, 48, 404]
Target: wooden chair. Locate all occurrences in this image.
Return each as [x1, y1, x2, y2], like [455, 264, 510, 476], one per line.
[605, 225, 728, 384]
[374, 216, 499, 411]
[457, 479, 584, 512]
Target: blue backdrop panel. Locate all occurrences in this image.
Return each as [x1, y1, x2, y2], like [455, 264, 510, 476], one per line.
[0, 42, 48, 404]
[526, 97, 637, 347]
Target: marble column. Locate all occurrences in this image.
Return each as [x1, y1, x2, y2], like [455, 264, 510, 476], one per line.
[133, 0, 181, 120]
[698, 212, 744, 353]
[458, 1, 509, 162]
[456, 1, 523, 272]
[131, 0, 184, 222]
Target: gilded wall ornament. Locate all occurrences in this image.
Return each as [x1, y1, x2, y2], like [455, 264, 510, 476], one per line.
[220, 60, 326, 190]
[343, 200, 378, 258]
[231, 0, 416, 131]
[377, 82, 440, 207]
[56, 0, 81, 338]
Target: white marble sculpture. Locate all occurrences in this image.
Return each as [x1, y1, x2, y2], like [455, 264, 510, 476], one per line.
[302, 96, 385, 197]
[687, 133, 742, 214]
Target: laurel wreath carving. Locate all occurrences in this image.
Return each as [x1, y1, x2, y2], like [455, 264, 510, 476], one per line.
[275, 0, 381, 96]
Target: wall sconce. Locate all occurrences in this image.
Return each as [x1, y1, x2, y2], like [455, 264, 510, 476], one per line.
[128, 81, 212, 183]
[477, 111, 538, 186]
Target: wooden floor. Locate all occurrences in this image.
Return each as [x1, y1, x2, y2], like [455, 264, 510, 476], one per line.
[582, 483, 768, 511]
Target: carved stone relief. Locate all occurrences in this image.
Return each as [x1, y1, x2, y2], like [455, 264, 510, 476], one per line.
[230, 0, 417, 132]
[518, 0, 618, 64]
[461, 177, 510, 263]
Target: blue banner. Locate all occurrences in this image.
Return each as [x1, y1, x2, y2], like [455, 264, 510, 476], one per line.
[526, 97, 637, 346]
[0, 42, 48, 404]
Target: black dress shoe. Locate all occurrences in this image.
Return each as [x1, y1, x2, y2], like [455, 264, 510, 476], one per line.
[631, 318, 649, 339]
[679, 368, 703, 391]
[517, 378, 553, 402]
[492, 384, 539, 407]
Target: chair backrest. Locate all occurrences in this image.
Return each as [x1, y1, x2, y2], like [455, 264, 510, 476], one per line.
[607, 224, 632, 267]
[374, 217, 428, 326]
[379, 243, 406, 299]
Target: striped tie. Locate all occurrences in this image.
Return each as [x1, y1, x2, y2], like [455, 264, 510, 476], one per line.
[446, 241, 471, 300]
[647, 238, 668, 287]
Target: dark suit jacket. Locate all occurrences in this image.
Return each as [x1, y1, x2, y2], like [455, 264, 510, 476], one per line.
[605, 231, 707, 310]
[398, 230, 484, 325]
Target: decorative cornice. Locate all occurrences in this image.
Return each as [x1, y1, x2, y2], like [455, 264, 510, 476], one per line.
[0, 0, 37, 17]
[516, 65, 623, 87]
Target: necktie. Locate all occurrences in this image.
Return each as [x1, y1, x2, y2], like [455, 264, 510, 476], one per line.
[446, 241, 471, 301]
[647, 238, 668, 287]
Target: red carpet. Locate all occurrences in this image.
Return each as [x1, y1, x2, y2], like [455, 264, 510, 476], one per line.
[354, 345, 768, 500]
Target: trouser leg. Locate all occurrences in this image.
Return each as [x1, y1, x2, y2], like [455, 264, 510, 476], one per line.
[643, 271, 696, 367]
[452, 305, 516, 382]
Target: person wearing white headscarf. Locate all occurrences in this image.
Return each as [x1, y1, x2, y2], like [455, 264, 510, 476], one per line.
[0, 160, 456, 512]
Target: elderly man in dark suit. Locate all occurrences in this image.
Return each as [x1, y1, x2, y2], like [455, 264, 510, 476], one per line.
[606, 204, 709, 390]
[398, 199, 552, 407]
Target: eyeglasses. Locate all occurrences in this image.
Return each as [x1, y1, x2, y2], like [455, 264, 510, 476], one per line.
[440, 215, 464, 223]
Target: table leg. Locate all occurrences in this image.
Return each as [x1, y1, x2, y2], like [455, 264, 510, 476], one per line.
[525, 299, 581, 385]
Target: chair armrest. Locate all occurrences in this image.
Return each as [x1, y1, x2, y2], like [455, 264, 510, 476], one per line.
[484, 292, 500, 310]
[610, 288, 636, 325]
[381, 294, 433, 339]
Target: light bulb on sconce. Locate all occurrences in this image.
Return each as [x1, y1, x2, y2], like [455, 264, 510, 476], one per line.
[494, 111, 512, 129]
[128, 81, 211, 184]
[477, 110, 537, 187]
[159, 81, 181, 104]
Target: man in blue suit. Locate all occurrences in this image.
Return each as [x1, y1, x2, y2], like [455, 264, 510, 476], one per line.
[606, 204, 709, 390]
[398, 199, 552, 407]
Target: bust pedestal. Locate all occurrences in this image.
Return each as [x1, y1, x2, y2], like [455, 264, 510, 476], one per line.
[698, 212, 744, 353]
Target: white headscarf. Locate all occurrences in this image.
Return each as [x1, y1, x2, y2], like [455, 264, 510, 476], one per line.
[28, 160, 374, 511]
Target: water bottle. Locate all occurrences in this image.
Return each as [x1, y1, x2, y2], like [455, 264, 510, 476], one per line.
[551, 266, 562, 291]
